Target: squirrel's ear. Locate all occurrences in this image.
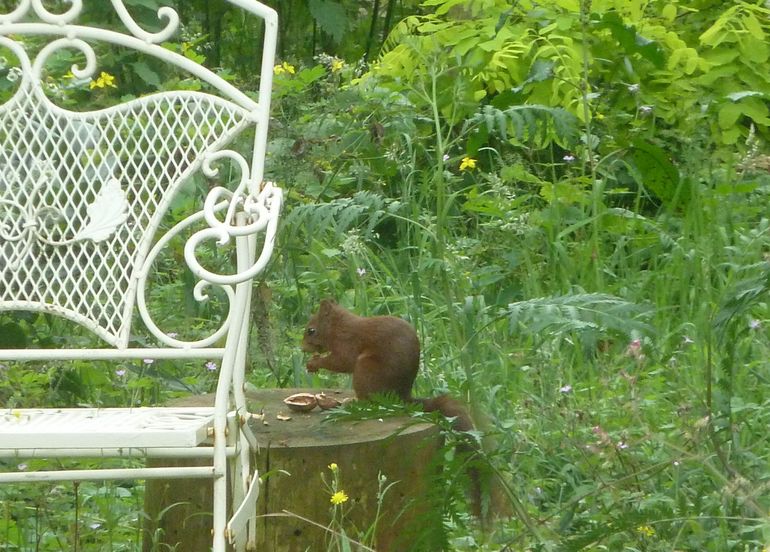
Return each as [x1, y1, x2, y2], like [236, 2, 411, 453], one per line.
[319, 298, 336, 313]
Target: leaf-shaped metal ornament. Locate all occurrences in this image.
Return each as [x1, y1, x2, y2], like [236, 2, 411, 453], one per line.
[73, 179, 129, 242]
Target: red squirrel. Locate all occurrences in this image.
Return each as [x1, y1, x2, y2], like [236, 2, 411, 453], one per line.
[301, 299, 474, 428]
[301, 299, 481, 511]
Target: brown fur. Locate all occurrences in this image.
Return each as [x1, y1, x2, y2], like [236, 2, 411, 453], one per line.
[302, 299, 419, 401]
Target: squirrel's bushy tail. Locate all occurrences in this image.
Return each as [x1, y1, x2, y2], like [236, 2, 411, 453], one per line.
[418, 395, 474, 431]
[415, 395, 482, 518]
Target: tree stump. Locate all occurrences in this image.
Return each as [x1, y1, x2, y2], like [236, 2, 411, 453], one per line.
[143, 389, 444, 551]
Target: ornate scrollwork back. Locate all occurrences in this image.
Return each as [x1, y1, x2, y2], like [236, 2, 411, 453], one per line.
[0, 1, 280, 348]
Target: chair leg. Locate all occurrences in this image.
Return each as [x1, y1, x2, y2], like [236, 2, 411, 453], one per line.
[227, 418, 260, 551]
[212, 473, 227, 551]
[213, 416, 230, 552]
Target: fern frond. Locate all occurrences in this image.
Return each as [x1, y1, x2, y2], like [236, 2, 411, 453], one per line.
[469, 104, 578, 148]
[380, 15, 434, 55]
[713, 264, 770, 336]
[505, 293, 654, 338]
[285, 191, 401, 239]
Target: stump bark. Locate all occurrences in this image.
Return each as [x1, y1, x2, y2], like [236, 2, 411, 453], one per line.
[143, 389, 444, 551]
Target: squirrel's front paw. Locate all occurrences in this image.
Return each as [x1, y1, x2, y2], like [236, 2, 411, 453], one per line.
[306, 356, 322, 372]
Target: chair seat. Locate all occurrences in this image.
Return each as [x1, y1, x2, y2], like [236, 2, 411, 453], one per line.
[0, 407, 215, 449]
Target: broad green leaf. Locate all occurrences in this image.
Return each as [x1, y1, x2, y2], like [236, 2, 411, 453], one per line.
[131, 61, 161, 88]
[554, 0, 579, 10]
[0, 322, 27, 348]
[743, 13, 765, 41]
[696, 64, 738, 86]
[630, 138, 685, 207]
[718, 102, 743, 130]
[495, 9, 513, 33]
[738, 97, 770, 125]
[683, 49, 700, 74]
[714, 182, 759, 195]
[426, 0, 466, 15]
[308, 0, 348, 44]
[699, 11, 733, 47]
[668, 47, 699, 74]
[599, 12, 665, 68]
[540, 182, 588, 204]
[297, 64, 327, 86]
[741, 36, 769, 63]
[465, 124, 489, 155]
[701, 48, 740, 65]
[721, 126, 742, 144]
[661, 4, 677, 22]
[501, 163, 546, 185]
[528, 59, 555, 83]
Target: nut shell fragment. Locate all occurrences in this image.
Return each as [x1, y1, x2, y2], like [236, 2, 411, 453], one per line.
[283, 392, 318, 412]
[315, 393, 342, 410]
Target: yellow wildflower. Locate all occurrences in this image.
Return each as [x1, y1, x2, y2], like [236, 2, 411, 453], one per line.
[330, 490, 348, 505]
[328, 463, 338, 471]
[331, 58, 344, 72]
[274, 61, 295, 76]
[459, 157, 477, 171]
[89, 71, 116, 89]
[636, 525, 655, 537]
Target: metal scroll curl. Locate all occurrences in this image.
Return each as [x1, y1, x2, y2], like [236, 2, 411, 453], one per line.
[0, 1, 179, 43]
[109, 0, 179, 44]
[184, 150, 283, 287]
[33, 38, 98, 82]
[0, 35, 98, 93]
[0, 0, 81, 26]
[137, 151, 282, 348]
[135, 200, 237, 349]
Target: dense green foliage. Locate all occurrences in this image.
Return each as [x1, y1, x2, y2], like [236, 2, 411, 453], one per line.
[3, 0, 770, 549]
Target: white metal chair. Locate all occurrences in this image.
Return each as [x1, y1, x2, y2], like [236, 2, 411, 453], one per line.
[0, 1, 280, 550]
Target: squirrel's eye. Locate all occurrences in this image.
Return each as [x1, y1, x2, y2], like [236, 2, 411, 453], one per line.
[306, 328, 316, 336]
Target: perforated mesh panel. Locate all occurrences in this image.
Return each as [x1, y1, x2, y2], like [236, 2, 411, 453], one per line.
[0, 81, 251, 345]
